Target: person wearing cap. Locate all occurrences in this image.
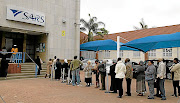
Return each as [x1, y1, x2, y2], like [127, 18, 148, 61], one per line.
[125, 58, 133, 96]
[110, 59, 117, 93]
[11, 45, 18, 54]
[156, 58, 166, 100]
[115, 58, 126, 98]
[170, 58, 180, 97]
[10, 45, 18, 63]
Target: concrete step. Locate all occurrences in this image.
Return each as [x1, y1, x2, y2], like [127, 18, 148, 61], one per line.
[0, 75, 46, 80]
[7, 72, 46, 76]
[1, 63, 48, 80]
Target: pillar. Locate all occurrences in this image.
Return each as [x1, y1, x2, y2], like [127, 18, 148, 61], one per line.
[145, 52, 149, 61]
[75, 0, 80, 57]
[23, 34, 27, 53]
[1, 32, 5, 49]
[95, 51, 99, 59]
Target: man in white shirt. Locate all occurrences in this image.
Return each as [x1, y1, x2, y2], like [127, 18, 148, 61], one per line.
[157, 58, 166, 100]
[115, 58, 126, 98]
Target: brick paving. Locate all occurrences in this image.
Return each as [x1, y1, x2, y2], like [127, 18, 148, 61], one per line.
[0, 71, 179, 103]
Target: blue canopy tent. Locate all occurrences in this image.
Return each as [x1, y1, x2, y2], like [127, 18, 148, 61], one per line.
[122, 32, 180, 53]
[80, 39, 137, 51]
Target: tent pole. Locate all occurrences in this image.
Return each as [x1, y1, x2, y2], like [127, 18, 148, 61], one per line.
[177, 47, 179, 59]
[117, 36, 120, 58]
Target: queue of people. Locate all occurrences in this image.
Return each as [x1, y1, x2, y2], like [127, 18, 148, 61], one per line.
[43, 55, 179, 100]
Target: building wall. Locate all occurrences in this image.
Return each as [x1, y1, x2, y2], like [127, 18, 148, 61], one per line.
[0, 0, 80, 61]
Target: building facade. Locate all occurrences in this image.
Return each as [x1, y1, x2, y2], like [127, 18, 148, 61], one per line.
[81, 25, 180, 62]
[0, 0, 80, 62]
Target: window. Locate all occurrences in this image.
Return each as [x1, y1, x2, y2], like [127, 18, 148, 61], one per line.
[163, 48, 172, 57]
[148, 50, 156, 57]
[104, 50, 110, 58]
[119, 50, 123, 57]
[81, 51, 96, 59]
[133, 51, 140, 57]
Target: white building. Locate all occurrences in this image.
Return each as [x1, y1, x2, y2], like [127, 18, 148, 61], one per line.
[0, 0, 80, 62]
[81, 25, 180, 63]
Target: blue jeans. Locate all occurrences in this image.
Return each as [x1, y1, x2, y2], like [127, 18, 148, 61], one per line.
[159, 79, 166, 99]
[72, 69, 80, 85]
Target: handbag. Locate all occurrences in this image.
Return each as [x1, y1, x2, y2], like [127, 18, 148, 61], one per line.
[154, 80, 158, 88]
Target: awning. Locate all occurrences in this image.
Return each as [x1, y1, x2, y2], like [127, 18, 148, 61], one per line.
[122, 32, 180, 52]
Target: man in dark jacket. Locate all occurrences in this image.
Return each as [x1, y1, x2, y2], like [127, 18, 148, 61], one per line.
[35, 56, 42, 75]
[0, 57, 8, 77]
[98, 60, 106, 90]
[110, 60, 117, 93]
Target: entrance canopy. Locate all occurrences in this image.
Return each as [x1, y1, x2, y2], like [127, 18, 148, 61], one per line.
[80, 39, 137, 51]
[122, 32, 180, 53]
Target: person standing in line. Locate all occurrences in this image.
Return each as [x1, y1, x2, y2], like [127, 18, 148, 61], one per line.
[0, 57, 8, 77]
[115, 58, 126, 98]
[55, 59, 62, 80]
[35, 56, 42, 75]
[45, 59, 53, 78]
[52, 56, 57, 78]
[109, 59, 117, 93]
[63, 59, 69, 78]
[156, 58, 166, 100]
[83, 60, 93, 87]
[70, 56, 83, 86]
[170, 58, 180, 97]
[93, 59, 100, 88]
[136, 61, 146, 96]
[125, 58, 133, 96]
[145, 60, 156, 99]
[98, 60, 106, 90]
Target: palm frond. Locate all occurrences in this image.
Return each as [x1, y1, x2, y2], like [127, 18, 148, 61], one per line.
[97, 21, 105, 27]
[80, 19, 90, 30]
[80, 27, 87, 32]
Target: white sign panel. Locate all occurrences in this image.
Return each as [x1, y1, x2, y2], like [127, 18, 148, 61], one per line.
[7, 5, 45, 26]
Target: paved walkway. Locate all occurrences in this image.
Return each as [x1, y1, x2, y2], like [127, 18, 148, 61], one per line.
[0, 71, 179, 103]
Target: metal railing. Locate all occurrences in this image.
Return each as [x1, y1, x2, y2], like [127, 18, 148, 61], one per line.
[24, 52, 39, 78]
[0, 52, 39, 78]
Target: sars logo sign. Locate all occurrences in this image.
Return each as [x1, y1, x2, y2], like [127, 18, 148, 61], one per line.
[7, 5, 45, 26]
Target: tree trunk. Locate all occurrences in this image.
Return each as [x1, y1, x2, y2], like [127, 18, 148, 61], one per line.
[88, 31, 91, 42]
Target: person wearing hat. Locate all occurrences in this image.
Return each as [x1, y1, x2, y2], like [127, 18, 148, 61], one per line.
[156, 58, 166, 100]
[10, 45, 18, 63]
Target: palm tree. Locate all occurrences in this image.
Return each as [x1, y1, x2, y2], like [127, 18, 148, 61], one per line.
[134, 18, 148, 30]
[80, 14, 108, 42]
